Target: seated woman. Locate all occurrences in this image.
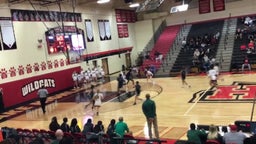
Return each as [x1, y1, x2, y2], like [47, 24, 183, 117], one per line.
[242, 56, 251, 72]
[235, 28, 242, 39]
[248, 40, 255, 53]
[206, 124, 223, 144]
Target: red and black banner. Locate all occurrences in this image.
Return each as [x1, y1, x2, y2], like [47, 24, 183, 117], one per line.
[117, 24, 129, 38]
[199, 0, 211, 14]
[115, 9, 136, 23]
[213, 0, 225, 12]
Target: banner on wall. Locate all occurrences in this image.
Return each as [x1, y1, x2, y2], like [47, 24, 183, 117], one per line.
[115, 9, 136, 23]
[98, 20, 111, 41]
[11, 9, 82, 22]
[213, 0, 225, 12]
[85, 19, 94, 42]
[0, 17, 17, 50]
[117, 24, 129, 38]
[198, 0, 211, 14]
[0, 67, 80, 108]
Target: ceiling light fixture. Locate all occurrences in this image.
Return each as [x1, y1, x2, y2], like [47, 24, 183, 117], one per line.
[170, 0, 188, 13]
[129, 3, 140, 8]
[97, 0, 110, 4]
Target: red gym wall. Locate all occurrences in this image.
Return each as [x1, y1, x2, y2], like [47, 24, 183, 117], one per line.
[0, 67, 81, 109]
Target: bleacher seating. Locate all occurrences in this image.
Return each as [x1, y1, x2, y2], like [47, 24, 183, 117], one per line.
[231, 17, 256, 72]
[141, 25, 181, 72]
[170, 20, 224, 74]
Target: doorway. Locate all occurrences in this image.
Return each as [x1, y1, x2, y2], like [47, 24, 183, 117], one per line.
[101, 58, 109, 75]
[125, 53, 131, 69]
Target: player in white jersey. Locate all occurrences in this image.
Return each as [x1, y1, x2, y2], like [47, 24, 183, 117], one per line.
[146, 69, 153, 83]
[84, 71, 90, 84]
[92, 89, 104, 116]
[91, 68, 97, 82]
[72, 71, 78, 89]
[208, 65, 218, 87]
[77, 73, 84, 88]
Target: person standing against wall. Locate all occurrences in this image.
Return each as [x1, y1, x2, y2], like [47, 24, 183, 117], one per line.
[37, 85, 48, 114]
[142, 94, 159, 139]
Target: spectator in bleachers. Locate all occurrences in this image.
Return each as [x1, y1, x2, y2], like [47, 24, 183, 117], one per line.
[155, 53, 163, 63]
[182, 37, 187, 47]
[187, 123, 206, 144]
[49, 116, 60, 132]
[51, 129, 64, 144]
[214, 31, 220, 40]
[203, 54, 210, 72]
[70, 118, 81, 134]
[145, 51, 151, 60]
[210, 57, 216, 66]
[242, 56, 251, 72]
[93, 120, 104, 134]
[244, 16, 253, 27]
[193, 49, 200, 60]
[223, 125, 246, 144]
[193, 49, 200, 67]
[107, 119, 117, 143]
[154, 50, 160, 59]
[206, 124, 223, 144]
[115, 116, 129, 138]
[60, 117, 70, 133]
[189, 37, 195, 49]
[248, 40, 255, 53]
[82, 118, 94, 135]
[236, 28, 243, 40]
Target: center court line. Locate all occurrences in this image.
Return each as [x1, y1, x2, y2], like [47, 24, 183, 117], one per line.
[183, 86, 212, 116]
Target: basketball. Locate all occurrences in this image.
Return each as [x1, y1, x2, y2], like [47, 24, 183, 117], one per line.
[93, 95, 99, 100]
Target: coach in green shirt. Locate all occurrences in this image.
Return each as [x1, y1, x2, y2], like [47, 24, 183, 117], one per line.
[142, 93, 159, 139]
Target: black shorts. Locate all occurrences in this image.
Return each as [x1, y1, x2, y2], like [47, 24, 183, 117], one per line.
[210, 80, 217, 84]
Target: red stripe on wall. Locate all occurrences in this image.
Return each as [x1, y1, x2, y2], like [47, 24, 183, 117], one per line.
[0, 67, 81, 108]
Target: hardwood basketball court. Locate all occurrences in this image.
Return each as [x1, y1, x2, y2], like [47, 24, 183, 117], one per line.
[0, 72, 256, 140]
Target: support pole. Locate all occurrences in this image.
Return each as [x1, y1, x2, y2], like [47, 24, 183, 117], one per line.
[250, 93, 256, 122]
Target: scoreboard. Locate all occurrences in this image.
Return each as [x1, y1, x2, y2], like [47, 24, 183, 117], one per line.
[45, 26, 85, 54]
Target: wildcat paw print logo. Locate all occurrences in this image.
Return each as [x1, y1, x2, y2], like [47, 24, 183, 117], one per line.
[190, 81, 256, 103]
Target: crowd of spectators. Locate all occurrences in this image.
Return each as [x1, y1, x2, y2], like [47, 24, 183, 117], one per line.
[0, 116, 132, 144]
[186, 123, 256, 144]
[236, 16, 256, 55]
[181, 32, 219, 73]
